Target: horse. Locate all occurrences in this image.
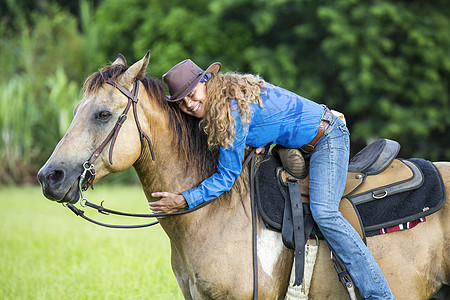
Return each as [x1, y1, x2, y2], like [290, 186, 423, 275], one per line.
[38, 52, 450, 299]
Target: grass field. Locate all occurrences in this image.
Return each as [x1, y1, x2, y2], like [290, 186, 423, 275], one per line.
[0, 185, 184, 300]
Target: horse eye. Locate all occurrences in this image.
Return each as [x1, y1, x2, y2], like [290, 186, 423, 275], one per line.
[96, 110, 112, 121]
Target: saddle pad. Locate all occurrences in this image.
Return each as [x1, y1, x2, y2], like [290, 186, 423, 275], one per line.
[359, 158, 446, 236]
[255, 155, 445, 240]
[255, 155, 290, 231]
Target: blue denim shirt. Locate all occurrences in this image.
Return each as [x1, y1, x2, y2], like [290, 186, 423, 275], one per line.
[182, 83, 325, 209]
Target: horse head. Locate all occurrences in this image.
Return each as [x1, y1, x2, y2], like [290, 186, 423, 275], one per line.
[38, 52, 154, 203]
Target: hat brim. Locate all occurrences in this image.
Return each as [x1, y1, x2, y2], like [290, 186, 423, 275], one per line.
[166, 62, 222, 102]
[205, 62, 221, 76]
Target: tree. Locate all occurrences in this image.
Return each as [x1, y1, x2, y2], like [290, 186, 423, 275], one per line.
[94, 0, 450, 159]
[2, 0, 450, 184]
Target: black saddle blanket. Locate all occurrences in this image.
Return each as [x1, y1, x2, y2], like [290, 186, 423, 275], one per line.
[255, 156, 446, 237]
[360, 158, 446, 236]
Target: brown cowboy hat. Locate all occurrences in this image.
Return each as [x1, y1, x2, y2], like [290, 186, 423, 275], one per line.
[163, 59, 221, 102]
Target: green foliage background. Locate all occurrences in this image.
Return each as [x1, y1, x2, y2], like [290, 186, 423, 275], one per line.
[1, 0, 449, 184]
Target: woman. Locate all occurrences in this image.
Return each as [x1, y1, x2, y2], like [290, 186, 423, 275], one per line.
[151, 59, 396, 299]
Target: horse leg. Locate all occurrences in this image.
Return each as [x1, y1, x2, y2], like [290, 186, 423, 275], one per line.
[170, 243, 193, 300]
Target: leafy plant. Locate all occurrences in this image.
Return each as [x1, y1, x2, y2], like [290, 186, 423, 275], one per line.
[1, 0, 450, 184]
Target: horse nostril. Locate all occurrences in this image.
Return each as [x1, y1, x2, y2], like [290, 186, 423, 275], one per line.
[46, 169, 65, 186]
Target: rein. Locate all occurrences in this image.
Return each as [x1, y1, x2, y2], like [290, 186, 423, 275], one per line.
[66, 150, 256, 228]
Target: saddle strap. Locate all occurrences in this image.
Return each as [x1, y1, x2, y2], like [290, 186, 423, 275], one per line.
[329, 246, 358, 300]
[282, 180, 306, 286]
[282, 189, 294, 249]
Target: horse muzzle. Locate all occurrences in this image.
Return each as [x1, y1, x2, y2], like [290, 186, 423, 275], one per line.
[37, 164, 81, 204]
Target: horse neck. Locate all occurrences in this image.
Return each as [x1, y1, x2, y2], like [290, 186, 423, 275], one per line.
[131, 84, 252, 240]
[130, 90, 208, 241]
[132, 86, 199, 199]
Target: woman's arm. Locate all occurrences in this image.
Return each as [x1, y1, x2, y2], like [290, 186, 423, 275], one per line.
[150, 109, 248, 212]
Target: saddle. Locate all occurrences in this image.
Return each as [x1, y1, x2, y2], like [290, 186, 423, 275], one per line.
[254, 139, 446, 287]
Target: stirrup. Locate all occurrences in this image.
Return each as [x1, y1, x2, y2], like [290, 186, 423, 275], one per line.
[329, 246, 358, 300]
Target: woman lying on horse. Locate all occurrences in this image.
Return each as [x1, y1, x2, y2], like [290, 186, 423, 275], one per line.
[150, 58, 396, 299]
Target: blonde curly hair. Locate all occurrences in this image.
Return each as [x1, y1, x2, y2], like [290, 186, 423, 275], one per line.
[200, 72, 266, 149]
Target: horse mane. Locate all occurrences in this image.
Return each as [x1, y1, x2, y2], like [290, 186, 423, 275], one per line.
[83, 62, 219, 180]
[141, 77, 219, 180]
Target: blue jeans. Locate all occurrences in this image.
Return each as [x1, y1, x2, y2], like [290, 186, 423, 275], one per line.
[304, 115, 396, 300]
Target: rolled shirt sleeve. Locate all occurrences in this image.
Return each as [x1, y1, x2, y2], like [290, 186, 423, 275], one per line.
[181, 108, 248, 209]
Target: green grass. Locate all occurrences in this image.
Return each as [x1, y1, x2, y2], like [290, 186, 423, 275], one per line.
[0, 185, 184, 300]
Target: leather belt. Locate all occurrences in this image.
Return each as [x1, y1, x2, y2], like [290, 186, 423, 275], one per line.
[301, 107, 333, 152]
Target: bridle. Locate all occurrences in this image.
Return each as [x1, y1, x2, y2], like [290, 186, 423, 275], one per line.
[79, 79, 155, 191]
[65, 78, 257, 228]
[65, 78, 162, 228]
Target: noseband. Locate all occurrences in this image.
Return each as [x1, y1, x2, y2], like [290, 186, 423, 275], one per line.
[80, 79, 156, 191]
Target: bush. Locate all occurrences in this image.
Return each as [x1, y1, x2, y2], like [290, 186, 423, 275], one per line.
[0, 2, 92, 184]
[1, 0, 450, 184]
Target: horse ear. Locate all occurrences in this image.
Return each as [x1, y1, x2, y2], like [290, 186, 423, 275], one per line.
[112, 54, 127, 66]
[119, 50, 150, 86]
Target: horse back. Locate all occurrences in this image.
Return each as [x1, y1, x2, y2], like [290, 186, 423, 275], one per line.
[434, 162, 450, 272]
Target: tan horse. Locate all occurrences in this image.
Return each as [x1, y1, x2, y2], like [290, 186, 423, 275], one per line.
[38, 53, 449, 300]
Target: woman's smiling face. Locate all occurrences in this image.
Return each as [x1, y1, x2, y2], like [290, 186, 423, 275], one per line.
[176, 82, 207, 118]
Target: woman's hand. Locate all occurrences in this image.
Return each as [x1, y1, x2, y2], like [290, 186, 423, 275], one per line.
[150, 192, 188, 214]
